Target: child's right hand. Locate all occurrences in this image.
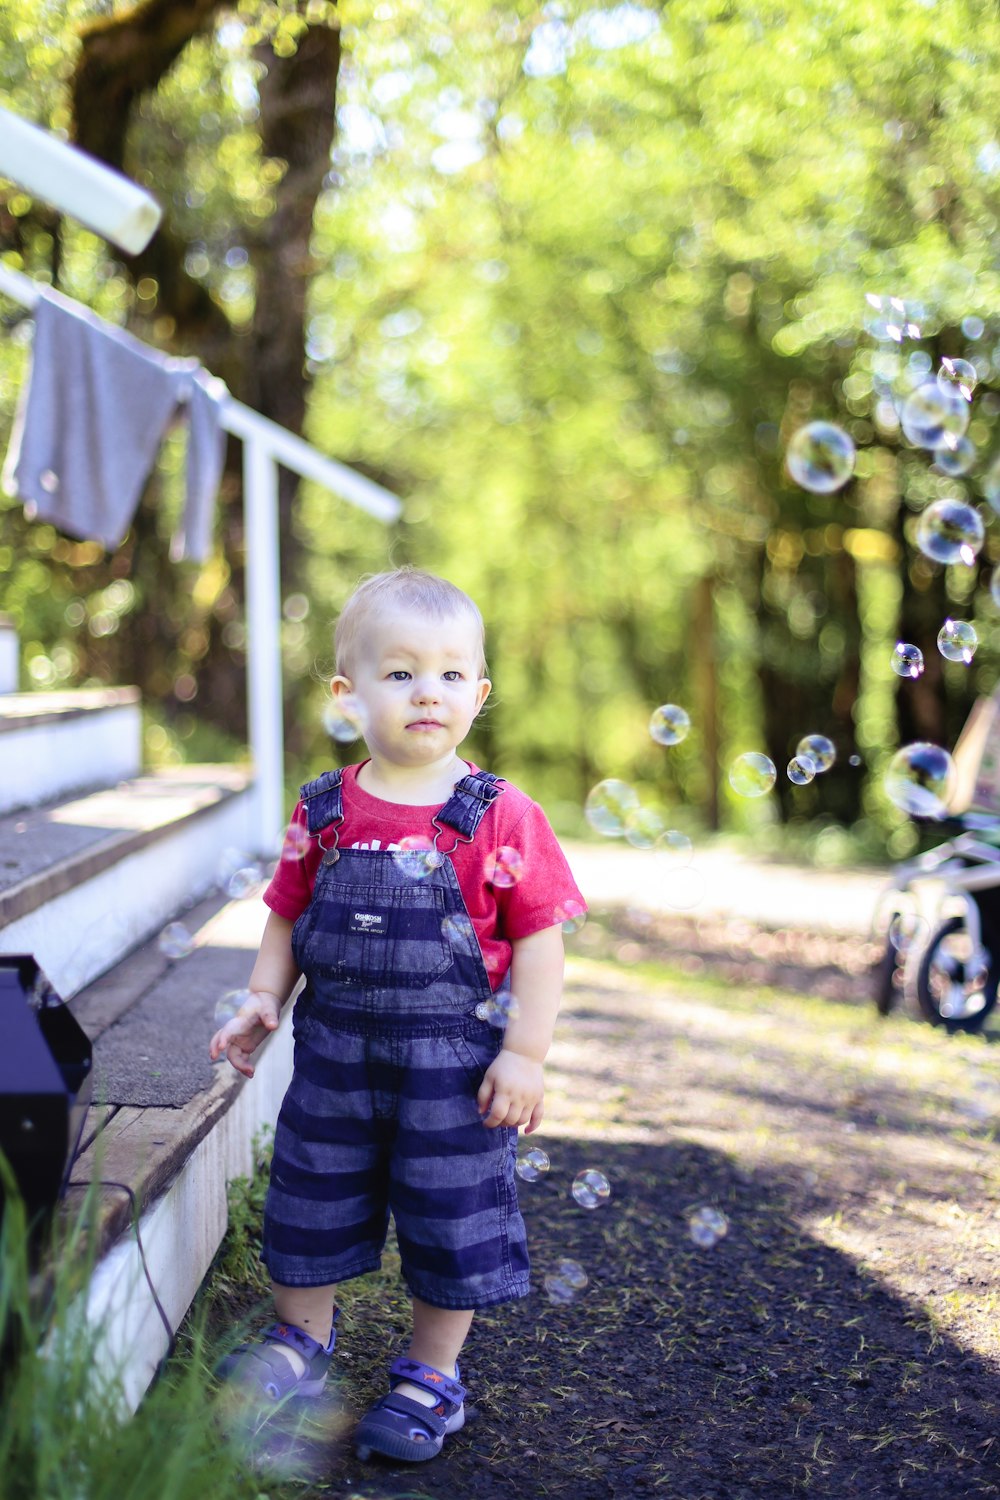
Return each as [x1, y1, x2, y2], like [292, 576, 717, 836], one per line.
[209, 991, 282, 1078]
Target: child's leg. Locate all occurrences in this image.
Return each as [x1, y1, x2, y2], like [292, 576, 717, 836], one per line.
[273, 1281, 338, 1347]
[395, 1298, 473, 1404]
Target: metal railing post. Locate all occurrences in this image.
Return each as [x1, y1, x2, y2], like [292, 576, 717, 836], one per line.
[242, 432, 284, 851]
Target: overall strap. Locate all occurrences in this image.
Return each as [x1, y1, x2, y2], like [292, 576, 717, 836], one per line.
[298, 768, 345, 836]
[433, 772, 506, 849]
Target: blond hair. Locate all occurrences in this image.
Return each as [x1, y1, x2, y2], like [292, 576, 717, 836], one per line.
[334, 567, 487, 676]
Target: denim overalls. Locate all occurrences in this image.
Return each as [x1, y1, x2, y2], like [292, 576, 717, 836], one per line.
[261, 768, 531, 1310]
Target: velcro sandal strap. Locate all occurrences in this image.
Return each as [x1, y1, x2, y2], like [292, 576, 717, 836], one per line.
[389, 1356, 466, 1411]
[377, 1391, 450, 1436]
[263, 1321, 331, 1361]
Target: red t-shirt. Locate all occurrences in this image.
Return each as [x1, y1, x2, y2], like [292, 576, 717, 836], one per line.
[264, 762, 586, 989]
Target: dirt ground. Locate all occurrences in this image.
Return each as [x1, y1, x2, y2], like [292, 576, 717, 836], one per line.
[203, 915, 1000, 1499]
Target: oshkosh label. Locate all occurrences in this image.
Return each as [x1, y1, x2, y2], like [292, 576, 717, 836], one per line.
[348, 910, 388, 936]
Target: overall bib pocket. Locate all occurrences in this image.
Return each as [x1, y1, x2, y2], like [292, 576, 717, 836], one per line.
[295, 878, 454, 989]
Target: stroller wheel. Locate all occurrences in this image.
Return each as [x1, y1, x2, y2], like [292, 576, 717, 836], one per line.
[871, 934, 900, 1016]
[904, 915, 1000, 1032]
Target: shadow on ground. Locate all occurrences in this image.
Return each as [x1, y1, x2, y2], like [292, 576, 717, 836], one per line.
[238, 1134, 999, 1500]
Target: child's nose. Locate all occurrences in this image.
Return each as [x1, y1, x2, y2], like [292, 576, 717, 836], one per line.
[413, 674, 441, 701]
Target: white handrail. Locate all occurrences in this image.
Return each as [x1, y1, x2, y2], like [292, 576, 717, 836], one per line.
[0, 259, 402, 847]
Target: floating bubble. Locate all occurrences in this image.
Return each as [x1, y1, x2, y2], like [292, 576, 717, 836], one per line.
[158, 922, 194, 960]
[213, 988, 250, 1027]
[688, 1206, 729, 1249]
[900, 378, 971, 449]
[938, 356, 978, 399]
[479, 989, 520, 1028]
[216, 846, 252, 891]
[543, 1257, 588, 1304]
[891, 642, 925, 679]
[991, 566, 1000, 609]
[655, 829, 693, 869]
[487, 846, 524, 888]
[441, 912, 477, 950]
[796, 734, 836, 773]
[849, 754, 863, 767]
[649, 703, 691, 746]
[280, 823, 312, 862]
[787, 756, 816, 786]
[392, 834, 445, 880]
[624, 805, 665, 850]
[785, 422, 856, 493]
[585, 779, 641, 837]
[227, 864, 262, 899]
[933, 435, 976, 477]
[884, 742, 955, 819]
[981, 455, 1000, 514]
[914, 498, 984, 566]
[322, 696, 366, 744]
[515, 1146, 550, 1181]
[554, 898, 587, 935]
[937, 618, 977, 664]
[728, 752, 777, 798]
[571, 1169, 611, 1209]
[658, 865, 707, 911]
[887, 911, 927, 954]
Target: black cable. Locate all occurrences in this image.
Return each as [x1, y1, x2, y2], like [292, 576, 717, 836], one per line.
[67, 1178, 176, 1360]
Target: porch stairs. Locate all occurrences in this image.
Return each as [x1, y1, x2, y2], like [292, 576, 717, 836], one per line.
[0, 686, 294, 1410]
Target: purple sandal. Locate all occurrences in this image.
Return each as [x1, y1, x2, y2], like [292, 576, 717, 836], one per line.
[217, 1309, 338, 1402]
[354, 1356, 466, 1462]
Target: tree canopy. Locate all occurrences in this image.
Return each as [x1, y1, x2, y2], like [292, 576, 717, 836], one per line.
[3, 0, 1000, 856]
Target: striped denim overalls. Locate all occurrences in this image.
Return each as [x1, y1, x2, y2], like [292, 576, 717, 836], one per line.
[261, 768, 531, 1310]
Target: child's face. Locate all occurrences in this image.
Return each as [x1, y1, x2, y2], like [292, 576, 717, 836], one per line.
[331, 606, 490, 771]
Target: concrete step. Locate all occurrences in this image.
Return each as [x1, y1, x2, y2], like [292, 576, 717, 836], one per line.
[60, 888, 294, 1411]
[0, 687, 142, 814]
[0, 765, 260, 999]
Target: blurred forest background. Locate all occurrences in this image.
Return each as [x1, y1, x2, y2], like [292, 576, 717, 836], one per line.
[2, 0, 1000, 860]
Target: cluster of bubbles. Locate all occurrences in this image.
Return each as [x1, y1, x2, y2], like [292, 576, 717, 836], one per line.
[513, 1151, 613, 1304]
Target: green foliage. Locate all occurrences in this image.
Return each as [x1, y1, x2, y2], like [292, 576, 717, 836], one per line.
[5, 0, 1000, 845]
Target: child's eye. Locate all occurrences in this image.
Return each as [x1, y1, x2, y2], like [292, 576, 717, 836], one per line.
[443, 670, 463, 682]
[388, 670, 411, 681]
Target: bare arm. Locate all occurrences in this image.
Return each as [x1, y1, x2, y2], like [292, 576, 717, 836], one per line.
[208, 911, 301, 1078]
[477, 924, 565, 1134]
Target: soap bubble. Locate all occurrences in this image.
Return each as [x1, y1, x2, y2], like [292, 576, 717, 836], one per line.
[649, 704, 691, 746]
[554, 898, 587, 935]
[280, 822, 312, 861]
[687, 1206, 729, 1249]
[887, 911, 927, 954]
[915, 498, 984, 566]
[660, 865, 707, 910]
[938, 356, 978, 399]
[849, 754, 863, 767]
[933, 436, 976, 477]
[515, 1146, 550, 1181]
[213, 988, 250, 1026]
[884, 742, 955, 819]
[477, 988, 519, 1028]
[796, 734, 836, 773]
[655, 829, 693, 869]
[227, 864, 262, 899]
[543, 1258, 588, 1305]
[900, 378, 971, 449]
[392, 834, 445, 880]
[728, 752, 777, 798]
[487, 846, 524, 888]
[624, 805, 665, 850]
[787, 756, 816, 786]
[158, 922, 194, 960]
[571, 1168, 611, 1209]
[322, 696, 366, 743]
[937, 618, 977, 664]
[785, 422, 856, 493]
[891, 642, 925, 678]
[991, 567, 1000, 609]
[981, 455, 1000, 513]
[441, 912, 477, 950]
[216, 846, 253, 891]
[585, 779, 640, 836]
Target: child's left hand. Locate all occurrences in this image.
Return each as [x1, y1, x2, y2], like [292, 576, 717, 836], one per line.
[477, 1048, 545, 1133]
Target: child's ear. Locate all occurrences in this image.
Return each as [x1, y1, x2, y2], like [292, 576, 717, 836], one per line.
[330, 674, 354, 701]
[475, 678, 491, 714]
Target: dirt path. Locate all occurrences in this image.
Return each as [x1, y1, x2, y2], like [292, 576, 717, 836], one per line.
[210, 946, 1000, 1499]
